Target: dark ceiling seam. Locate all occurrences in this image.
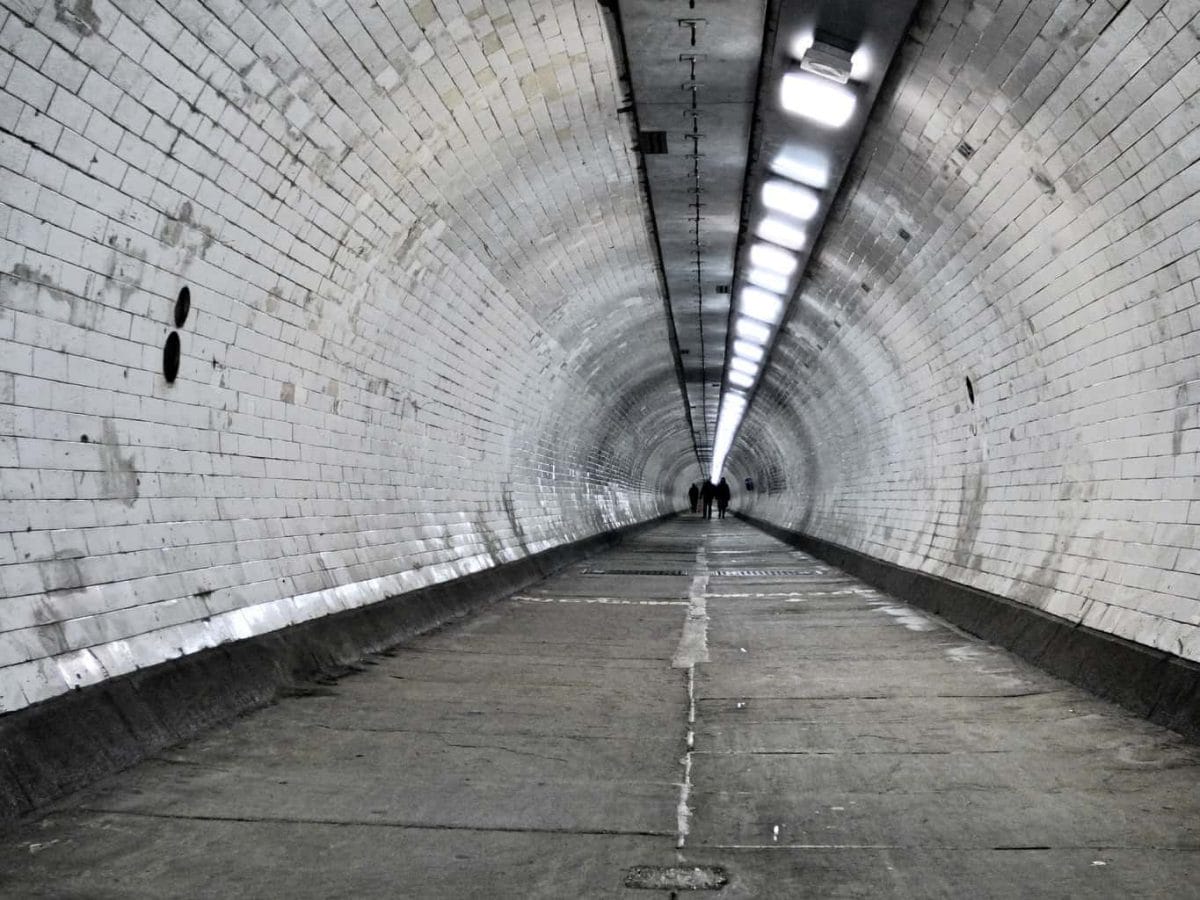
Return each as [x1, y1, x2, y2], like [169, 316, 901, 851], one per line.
[597, 0, 704, 472]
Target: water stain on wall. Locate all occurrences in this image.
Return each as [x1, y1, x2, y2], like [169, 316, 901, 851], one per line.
[98, 420, 138, 506]
[44, 549, 85, 593]
[951, 467, 988, 570]
[158, 201, 216, 258]
[53, 0, 99, 35]
[501, 486, 529, 553]
[1172, 380, 1198, 456]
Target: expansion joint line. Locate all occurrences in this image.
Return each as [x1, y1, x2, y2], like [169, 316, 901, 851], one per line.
[672, 545, 709, 853]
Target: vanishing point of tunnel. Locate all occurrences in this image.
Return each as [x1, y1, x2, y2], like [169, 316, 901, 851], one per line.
[1, 0, 1199, 897]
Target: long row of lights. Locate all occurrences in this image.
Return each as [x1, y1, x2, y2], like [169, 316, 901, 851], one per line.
[709, 33, 866, 482]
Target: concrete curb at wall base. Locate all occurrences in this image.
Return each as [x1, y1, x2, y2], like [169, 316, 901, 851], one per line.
[0, 514, 675, 823]
[738, 514, 1200, 744]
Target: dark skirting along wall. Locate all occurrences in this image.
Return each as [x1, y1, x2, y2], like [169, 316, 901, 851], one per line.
[0, 515, 673, 822]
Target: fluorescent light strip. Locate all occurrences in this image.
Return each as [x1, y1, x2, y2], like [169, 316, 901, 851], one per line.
[728, 370, 754, 389]
[762, 179, 819, 220]
[748, 242, 797, 276]
[735, 316, 771, 344]
[780, 71, 856, 127]
[733, 340, 764, 363]
[756, 217, 806, 250]
[771, 147, 829, 189]
[748, 267, 790, 294]
[730, 357, 759, 376]
[739, 286, 784, 324]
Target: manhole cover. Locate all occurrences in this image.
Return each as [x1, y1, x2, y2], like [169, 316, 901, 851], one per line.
[623, 865, 728, 891]
[582, 568, 691, 576]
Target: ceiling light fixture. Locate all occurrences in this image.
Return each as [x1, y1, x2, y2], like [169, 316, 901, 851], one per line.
[771, 147, 829, 188]
[756, 216, 807, 250]
[762, 179, 820, 220]
[733, 340, 764, 363]
[739, 286, 784, 324]
[749, 242, 798, 276]
[747, 267, 790, 294]
[735, 316, 771, 344]
[851, 48, 871, 80]
[728, 370, 755, 389]
[800, 43, 852, 83]
[781, 71, 856, 127]
[730, 357, 759, 376]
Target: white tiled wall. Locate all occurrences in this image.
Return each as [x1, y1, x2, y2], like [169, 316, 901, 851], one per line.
[741, 0, 1200, 663]
[0, 0, 692, 712]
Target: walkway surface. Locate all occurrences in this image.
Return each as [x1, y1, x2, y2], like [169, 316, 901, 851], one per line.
[3, 517, 1199, 898]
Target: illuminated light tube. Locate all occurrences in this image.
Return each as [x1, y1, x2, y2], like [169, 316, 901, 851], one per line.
[731, 357, 759, 376]
[748, 242, 798, 276]
[772, 147, 829, 189]
[756, 216, 807, 251]
[748, 267, 790, 294]
[780, 71, 856, 127]
[739, 286, 784, 324]
[733, 340, 764, 362]
[735, 316, 771, 344]
[762, 180, 819, 220]
[851, 48, 871, 80]
[728, 371, 755, 390]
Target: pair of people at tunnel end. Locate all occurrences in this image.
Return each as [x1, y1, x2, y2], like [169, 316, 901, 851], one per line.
[687, 478, 731, 519]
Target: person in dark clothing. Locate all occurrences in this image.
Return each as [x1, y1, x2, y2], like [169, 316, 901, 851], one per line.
[715, 477, 731, 518]
[687, 482, 699, 513]
[700, 480, 716, 519]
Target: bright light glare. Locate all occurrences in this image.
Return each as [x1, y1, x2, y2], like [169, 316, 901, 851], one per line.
[731, 357, 759, 376]
[756, 216, 806, 250]
[711, 393, 749, 482]
[728, 370, 755, 388]
[762, 180, 820, 220]
[748, 242, 797, 276]
[748, 267, 790, 294]
[851, 48, 870, 79]
[771, 147, 829, 188]
[734, 340, 764, 362]
[781, 72, 856, 127]
[739, 286, 784, 324]
[789, 29, 815, 59]
[735, 316, 771, 344]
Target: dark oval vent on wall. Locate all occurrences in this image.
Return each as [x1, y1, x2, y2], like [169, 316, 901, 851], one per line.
[639, 130, 668, 154]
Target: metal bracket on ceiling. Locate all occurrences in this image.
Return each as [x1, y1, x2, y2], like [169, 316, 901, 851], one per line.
[681, 81, 704, 91]
[678, 52, 707, 61]
[677, 18, 704, 48]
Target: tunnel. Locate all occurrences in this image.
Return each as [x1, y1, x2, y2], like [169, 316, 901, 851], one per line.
[1, 0, 1199, 895]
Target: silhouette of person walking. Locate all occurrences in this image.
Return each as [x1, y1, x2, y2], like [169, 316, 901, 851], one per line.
[687, 482, 699, 514]
[700, 480, 716, 519]
[716, 477, 731, 519]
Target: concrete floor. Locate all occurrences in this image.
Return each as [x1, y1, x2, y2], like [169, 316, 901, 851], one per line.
[3, 518, 1199, 898]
